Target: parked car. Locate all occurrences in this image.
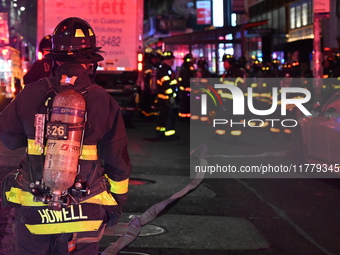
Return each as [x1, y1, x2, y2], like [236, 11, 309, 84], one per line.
[292, 90, 340, 168]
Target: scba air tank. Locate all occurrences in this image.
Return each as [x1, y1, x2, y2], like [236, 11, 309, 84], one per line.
[43, 89, 86, 210]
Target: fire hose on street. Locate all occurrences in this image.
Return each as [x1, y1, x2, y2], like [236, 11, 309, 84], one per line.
[101, 144, 208, 255]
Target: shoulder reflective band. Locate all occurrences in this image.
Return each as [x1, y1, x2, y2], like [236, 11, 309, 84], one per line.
[27, 139, 44, 155]
[105, 175, 129, 194]
[27, 139, 98, 160]
[25, 220, 102, 235]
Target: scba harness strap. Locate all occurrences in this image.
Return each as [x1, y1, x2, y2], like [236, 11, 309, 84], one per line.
[31, 78, 105, 210]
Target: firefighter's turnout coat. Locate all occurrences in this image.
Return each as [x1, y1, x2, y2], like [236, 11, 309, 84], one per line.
[155, 62, 178, 136]
[0, 63, 131, 235]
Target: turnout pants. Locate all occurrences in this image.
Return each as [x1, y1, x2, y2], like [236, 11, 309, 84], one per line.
[14, 208, 104, 255]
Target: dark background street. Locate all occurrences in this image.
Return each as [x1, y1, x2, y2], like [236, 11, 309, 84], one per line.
[1, 114, 340, 255]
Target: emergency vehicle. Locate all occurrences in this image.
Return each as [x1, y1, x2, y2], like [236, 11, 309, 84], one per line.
[0, 46, 23, 105]
[36, 0, 144, 118]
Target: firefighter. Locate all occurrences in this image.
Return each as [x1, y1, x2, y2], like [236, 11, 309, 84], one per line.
[221, 54, 246, 79]
[141, 48, 161, 117]
[0, 17, 131, 255]
[196, 58, 211, 77]
[271, 59, 282, 78]
[249, 59, 263, 78]
[23, 35, 54, 85]
[215, 54, 246, 137]
[154, 50, 179, 140]
[178, 53, 195, 118]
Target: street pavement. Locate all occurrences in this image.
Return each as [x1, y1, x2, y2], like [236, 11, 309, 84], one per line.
[1, 114, 340, 255]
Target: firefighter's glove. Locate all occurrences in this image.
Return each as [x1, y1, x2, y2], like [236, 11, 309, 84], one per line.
[106, 209, 121, 228]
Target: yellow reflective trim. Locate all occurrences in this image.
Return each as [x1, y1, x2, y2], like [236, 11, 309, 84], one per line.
[164, 130, 176, 136]
[141, 110, 159, 117]
[235, 77, 245, 84]
[165, 88, 173, 94]
[178, 113, 190, 118]
[82, 191, 117, 205]
[6, 187, 46, 206]
[156, 126, 166, 132]
[283, 129, 292, 134]
[160, 76, 171, 83]
[105, 175, 129, 194]
[220, 93, 233, 99]
[157, 94, 169, 100]
[27, 139, 98, 160]
[27, 139, 44, 155]
[270, 128, 280, 133]
[261, 121, 269, 128]
[231, 130, 242, 136]
[25, 220, 102, 235]
[75, 29, 86, 37]
[215, 129, 226, 135]
[260, 93, 271, 98]
[79, 145, 98, 160]
[200, 116, 209, 121]
[6, 187, 117, 206]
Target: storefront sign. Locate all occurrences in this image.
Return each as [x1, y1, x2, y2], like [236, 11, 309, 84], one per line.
[197, 1, 211, 25]
[314, 0, 330, 14]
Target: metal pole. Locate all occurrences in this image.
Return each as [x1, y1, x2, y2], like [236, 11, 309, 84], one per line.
[313, 13, 322, 103]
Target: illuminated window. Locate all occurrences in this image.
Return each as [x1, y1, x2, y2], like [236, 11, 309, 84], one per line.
[290, 7, 295, 29]
[296, 5, 301, 28]
[213, 0, 224, 27]
[302, 3, 308, 26]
